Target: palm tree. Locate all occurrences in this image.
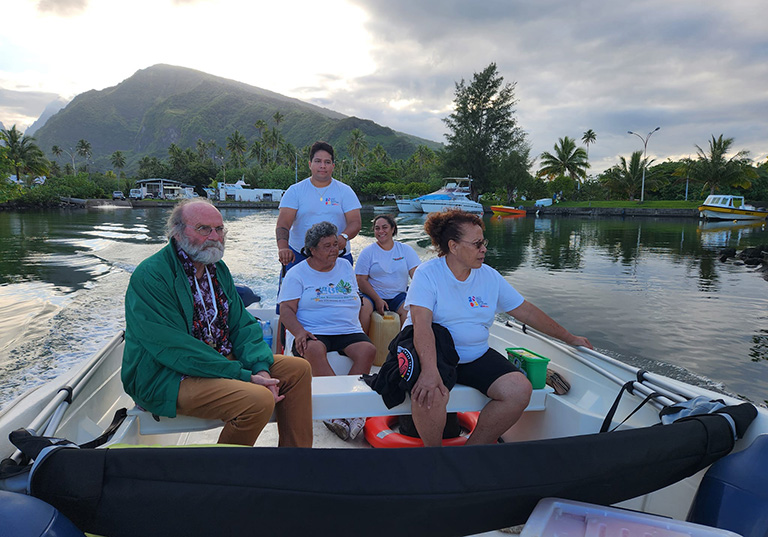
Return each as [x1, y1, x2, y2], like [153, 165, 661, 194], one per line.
[253, 119, 268, 165]
[690, 135, 756, 195]
[226, 130, 248, 168]
[110, 150, 126, 191]
[51, 144, 76, 171]
[75, 139, 92, 172]
[1, 125, 49, 186]
[271, 113, 285, 162]
[368, 144, 390, 165]
[412, 145, 435, 171]
[581, 129, 597, 158]
[539, 136, 589, 183]
[347, 129, 368, 175]
[601, 151, 647, 200]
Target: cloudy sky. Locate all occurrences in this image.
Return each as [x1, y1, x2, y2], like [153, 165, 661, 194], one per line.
[1, 0, 766, 174]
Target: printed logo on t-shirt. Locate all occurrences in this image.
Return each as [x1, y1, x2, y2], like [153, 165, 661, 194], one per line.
[392, 256, 404, 261]
[313, 278, 353, 300]
[321, 196, 340, 206]
[468, 295, 489, 308]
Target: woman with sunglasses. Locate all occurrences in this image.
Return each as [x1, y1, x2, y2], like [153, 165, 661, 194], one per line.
[403, 209, 592, 446]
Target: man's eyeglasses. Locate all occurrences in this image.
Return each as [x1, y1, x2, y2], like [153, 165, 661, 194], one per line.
[188, 224, 227, 237]
[459, 238, 488, 249]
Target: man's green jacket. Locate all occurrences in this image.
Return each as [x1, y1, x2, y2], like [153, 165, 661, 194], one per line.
[122, 240, 272, 417]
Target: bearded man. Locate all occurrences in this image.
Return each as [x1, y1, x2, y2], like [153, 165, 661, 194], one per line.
[121, 199, 312, 447]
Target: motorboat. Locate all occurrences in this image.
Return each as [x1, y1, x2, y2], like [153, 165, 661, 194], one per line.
[1, 306, 766, 537]
[395, 195, 424, 213]
[698, 195, 768, 221]
[491, 205, 527, 217]
[395, 178, 484, 214]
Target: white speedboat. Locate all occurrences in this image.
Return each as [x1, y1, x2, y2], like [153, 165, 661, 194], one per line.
[1, 307, 766, 537]
[698, 195, 768, 221]
[420, 194, 484, 214]
[395, 178, 484, 214]
[395, 195, 424, 213]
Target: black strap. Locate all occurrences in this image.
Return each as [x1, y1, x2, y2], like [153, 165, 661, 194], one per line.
[600, 382, 663, 433]
[79, 407, 128, 449]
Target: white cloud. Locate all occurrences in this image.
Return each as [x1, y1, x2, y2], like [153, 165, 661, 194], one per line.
[2, 0, 766, 171]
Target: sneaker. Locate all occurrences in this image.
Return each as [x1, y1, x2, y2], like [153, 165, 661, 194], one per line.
[323, 419, 350, 441]
[348, 417, 366, 440]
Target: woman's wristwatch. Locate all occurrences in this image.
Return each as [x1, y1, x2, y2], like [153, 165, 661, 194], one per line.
[340, 232, 349, 242]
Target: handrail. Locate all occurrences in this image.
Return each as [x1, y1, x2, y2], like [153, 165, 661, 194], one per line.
[10, 331, 125, 463]
[503, 320, 684, 409]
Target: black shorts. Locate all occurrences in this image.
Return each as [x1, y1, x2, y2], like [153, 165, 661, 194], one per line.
[292, 332, 372, 357]
[456, 347, 522, 396]
[360, 291, 407, 312]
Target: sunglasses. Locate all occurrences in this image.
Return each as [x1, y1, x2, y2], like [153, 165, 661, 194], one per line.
[459, 238, 488, 249]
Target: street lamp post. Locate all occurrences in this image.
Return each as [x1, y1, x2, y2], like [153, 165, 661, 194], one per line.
[627, 127, 660, 203]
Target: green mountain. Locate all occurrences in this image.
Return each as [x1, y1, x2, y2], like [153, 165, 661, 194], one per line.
[33, 64, 442, 172]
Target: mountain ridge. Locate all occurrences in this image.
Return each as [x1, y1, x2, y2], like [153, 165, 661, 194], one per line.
[32, 64, 442, 171]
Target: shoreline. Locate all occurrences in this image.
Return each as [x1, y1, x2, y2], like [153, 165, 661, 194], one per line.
[0, 198, 704, 218]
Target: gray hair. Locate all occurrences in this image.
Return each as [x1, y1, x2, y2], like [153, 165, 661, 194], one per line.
[304, 221, 338, 250]
[165, 198, 215, 240]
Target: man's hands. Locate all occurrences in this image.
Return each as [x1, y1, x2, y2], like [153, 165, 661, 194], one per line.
[251, 371, 284, 402]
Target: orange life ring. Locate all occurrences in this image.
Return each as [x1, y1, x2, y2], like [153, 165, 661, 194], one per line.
[364, 412, 479, 448]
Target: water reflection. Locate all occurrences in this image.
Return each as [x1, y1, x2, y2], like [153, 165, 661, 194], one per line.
[1, 210, 767, 408]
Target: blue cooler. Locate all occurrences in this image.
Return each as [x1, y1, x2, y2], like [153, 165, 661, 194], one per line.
[687, 434, 768, 537]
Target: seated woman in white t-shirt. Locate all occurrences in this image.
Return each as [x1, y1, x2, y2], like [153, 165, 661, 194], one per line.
[278, 221, 376, 441]
[405, 209, 593, 447]
[355, 214, 421, 332]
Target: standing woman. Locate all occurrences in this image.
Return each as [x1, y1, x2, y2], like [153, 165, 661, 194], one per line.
[405, 209, 592, 447]
[275, 141, 362, 272]
[279, 222, 376, 441]
[356, 214, 421, 332]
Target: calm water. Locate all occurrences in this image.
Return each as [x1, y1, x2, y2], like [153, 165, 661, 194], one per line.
[1, 208, 767, 410]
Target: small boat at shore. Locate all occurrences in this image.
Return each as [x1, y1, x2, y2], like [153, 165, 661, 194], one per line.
[491, 205, 527, 217]
[698, 195, 768, 221]
[1, 306, 767, 537]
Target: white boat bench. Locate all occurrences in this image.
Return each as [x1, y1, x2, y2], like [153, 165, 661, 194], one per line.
[127, 356, 552, 436]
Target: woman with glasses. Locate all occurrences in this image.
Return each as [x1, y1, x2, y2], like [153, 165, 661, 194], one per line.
[402, 209, 592, 446]
[278, 221, 376, 441]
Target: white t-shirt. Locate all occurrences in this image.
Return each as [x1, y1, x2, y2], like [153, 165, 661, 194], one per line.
[355, 241, 421, 299]
[279, 177, 362, 252]
[404, 257, 525, 363]
[278, 259, 363, 335]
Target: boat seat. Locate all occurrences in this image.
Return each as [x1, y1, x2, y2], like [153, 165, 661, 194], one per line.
[127, 377, 552, 436]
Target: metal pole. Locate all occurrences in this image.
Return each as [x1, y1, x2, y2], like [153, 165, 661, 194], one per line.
[628, 127, 660, 203]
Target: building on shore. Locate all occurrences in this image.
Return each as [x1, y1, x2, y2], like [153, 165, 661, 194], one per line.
[216, 180, 284, 202]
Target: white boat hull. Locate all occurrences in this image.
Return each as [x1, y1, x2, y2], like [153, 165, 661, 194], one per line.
[395, 198, 423, 212]
[2, 308, 766, 533]
[420, 199, 484, 214]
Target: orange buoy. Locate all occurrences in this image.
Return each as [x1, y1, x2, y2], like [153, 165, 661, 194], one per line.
[364, 412, 479, 448]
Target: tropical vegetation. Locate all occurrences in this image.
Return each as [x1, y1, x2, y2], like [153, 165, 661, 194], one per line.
[3, 64, 767, 209]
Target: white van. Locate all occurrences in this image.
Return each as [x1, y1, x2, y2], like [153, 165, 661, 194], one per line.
[129, 189, 142, 200]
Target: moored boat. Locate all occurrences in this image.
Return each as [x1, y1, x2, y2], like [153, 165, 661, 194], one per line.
[698, 194, 768, 221]
[395, 178, 484, 214]
[1, 306, 767, 537]
[491, 205, 527, 217]
[395, 195, 424, 212]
